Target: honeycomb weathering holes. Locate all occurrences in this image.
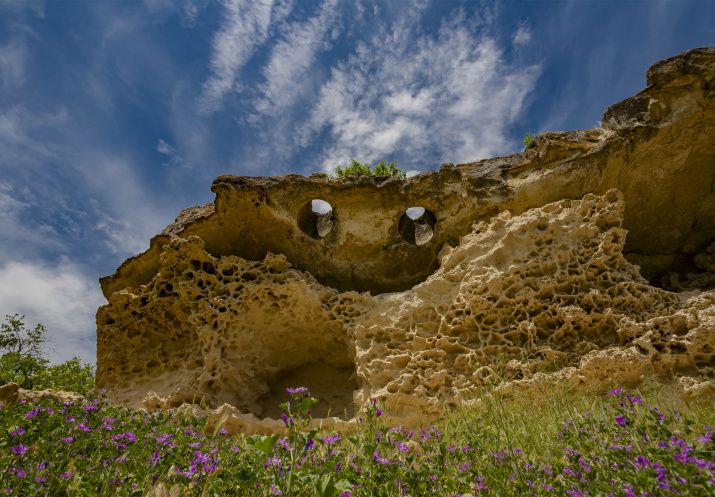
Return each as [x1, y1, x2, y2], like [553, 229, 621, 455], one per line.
[400, 207, 436, 246]
[297, 199, 334, 239]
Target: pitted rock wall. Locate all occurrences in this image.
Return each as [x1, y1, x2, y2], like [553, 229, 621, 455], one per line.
[97, 47, 715, 433]
[352, 190, 689, 416]
[96, 190, 715, 430]
[97, 237, 368, 417]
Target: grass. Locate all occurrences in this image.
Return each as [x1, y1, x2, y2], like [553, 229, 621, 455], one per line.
[1, 379, 714, 496]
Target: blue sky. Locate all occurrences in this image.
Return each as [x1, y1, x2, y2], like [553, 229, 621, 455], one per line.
[1, 0, 713, 365]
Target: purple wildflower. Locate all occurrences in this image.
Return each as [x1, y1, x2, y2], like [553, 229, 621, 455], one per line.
[374, 450, 391, 465]
[277, 438, 293, 451]
[175, 466, 196, 478]
[264, 456, 281, 467]
[10, 428, 24, 437]
[698, 432, 713, 444]
[11, 444, 29, 455]
[615, 416, 627, 427]
[395, 441, 410, 453]
[321, 434, 340, 445]
[75, 422, 91, 432]
[194, 450, 211, 465]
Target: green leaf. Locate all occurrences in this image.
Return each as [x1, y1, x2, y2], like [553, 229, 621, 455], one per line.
[5, 425, 21, 436]
[334, 479, 353, 492]
[279, 402, 291, 413]
[246, 434, 280, 455]
[296, 397, 318, 416]
[317, 473, 334, 497]
[298, 473, 319, 487]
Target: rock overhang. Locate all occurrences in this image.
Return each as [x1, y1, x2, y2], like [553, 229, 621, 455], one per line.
[96, 47, 715, 433]
[101, 47, 715, 299]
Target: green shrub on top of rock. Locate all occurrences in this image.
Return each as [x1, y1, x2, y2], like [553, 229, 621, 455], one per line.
[332, 159, 407, 180]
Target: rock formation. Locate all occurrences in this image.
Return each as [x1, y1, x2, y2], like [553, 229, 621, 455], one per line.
[96, 47, 715, 432]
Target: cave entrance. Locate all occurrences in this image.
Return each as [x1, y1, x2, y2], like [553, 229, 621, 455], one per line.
[298, 199, 335, 239]
[210, 300, 359, 421]
[399, 207, 437, 246]
[256, 361, 358, 420]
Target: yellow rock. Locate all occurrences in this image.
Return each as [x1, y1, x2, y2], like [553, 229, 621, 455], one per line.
[96, 47, 715, 433]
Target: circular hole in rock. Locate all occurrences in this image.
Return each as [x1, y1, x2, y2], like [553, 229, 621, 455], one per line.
[399, 206, 436, 246]
[298, 199, 334, 239]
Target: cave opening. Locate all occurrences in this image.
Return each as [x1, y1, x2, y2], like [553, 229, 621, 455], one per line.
[399, 207, 437, 246]
[297, 199, 334, 239]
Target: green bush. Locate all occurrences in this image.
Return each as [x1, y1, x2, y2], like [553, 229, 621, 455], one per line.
[524, 132, 535, 148]
[33, 356, 95, 395]
[0, 314, 94, 394]
[333, 159, 407, 180]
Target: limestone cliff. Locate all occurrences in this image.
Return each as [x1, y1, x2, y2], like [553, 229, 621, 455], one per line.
[96, 47, 715, 432]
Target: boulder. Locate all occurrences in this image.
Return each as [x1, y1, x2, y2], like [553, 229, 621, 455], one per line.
[0, 382, 20, 407]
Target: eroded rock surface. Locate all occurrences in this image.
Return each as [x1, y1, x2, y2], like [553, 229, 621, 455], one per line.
[97, 47, 715, 432]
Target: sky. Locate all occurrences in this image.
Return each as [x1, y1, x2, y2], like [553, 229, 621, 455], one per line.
[0, 0, 713, 365]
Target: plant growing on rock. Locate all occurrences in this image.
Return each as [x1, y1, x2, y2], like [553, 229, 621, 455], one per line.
[332, 159, 407, 180]
[524, 132, 535, 148]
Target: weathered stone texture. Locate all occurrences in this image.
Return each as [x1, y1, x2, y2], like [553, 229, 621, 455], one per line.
[97, 47, 715, 432]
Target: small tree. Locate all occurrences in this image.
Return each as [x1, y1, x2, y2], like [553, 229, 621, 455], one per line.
[0, 314, 51, 388]
[333, 159, 407, 180]
[33, 356, 95, 395]
[0, 314, 96, 393]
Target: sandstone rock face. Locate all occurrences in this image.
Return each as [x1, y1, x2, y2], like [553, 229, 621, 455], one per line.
[18, 388, 85, 404]
[97, 47, 715, 431]
[0, 382, 20, 407]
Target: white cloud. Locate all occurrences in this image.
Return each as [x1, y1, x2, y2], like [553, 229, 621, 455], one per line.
[197, 0, 289, 114]
[254, 0, 340, 116]
[303, 12, 541, 173]
[0, 260, 104, 364]
[0, 35, 28, 88]
[77, 155, 170, 256]
[512, 23, 531, 46]
[0, 20, 41, 90]
[182, 0, 201, 26]
[0, 0, 45, 18]
[157, 138, 183, 167]
[0, 181, 69, 262]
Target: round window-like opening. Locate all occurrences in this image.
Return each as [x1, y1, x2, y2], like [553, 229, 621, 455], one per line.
[298, 199, 334, 239]
[399, 206, 436, 246]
